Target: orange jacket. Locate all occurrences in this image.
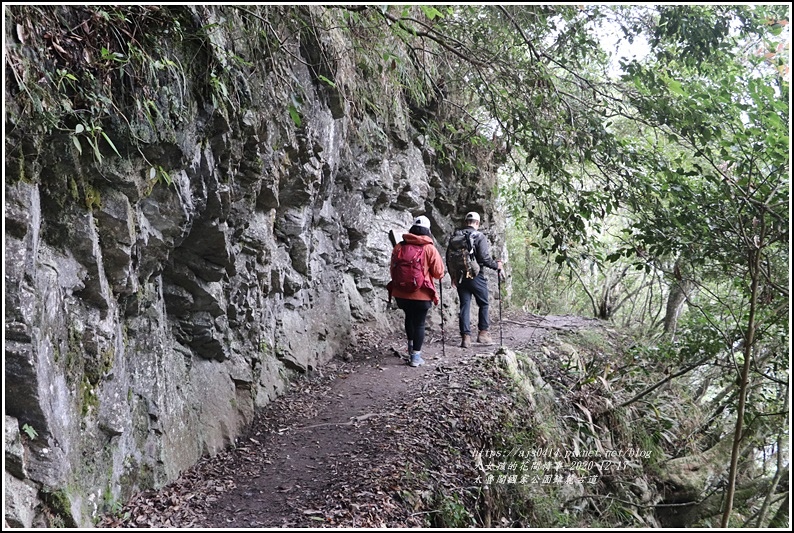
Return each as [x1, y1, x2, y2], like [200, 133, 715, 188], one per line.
[388, 233, 445, 304]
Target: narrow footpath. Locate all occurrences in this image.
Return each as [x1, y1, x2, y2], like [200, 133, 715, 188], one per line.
[99, 311, 603, 528]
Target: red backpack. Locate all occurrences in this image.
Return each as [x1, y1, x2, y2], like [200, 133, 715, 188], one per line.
[387, 242, 427, 295]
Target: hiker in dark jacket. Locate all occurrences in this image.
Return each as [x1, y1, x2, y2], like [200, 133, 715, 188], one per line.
[388, 216, 445, 367]
[447, 212, 502, 348]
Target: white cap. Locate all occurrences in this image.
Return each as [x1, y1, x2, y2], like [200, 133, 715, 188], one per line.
[413, 215, 431, 229]
[465, 211, 480, 222]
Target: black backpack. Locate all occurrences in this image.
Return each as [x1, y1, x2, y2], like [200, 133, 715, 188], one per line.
[446, 229, 480, 283]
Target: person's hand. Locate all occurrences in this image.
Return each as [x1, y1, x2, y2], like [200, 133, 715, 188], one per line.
[497, 261, 504, 280]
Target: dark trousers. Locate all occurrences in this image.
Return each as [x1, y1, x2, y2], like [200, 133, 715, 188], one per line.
[395, 298, 433, 352]
[457, 273, 490, 335]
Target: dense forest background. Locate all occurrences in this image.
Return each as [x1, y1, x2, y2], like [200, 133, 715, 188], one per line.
[4, 4, 789, 528]
[490, 4, 791, 527]
[493, 5, 791, 527]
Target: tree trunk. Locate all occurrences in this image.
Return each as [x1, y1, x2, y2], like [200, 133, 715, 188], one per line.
[720, 246, 762, 527]
[756, 432, 786, 527]
[656, 472, 786, 528]
[662, 258, 694, 339]
[767, 493, 789, 528]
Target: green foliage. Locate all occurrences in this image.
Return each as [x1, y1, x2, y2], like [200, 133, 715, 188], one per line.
[154, 166, 173, 188]
[504, 217, 583, 314]
[5, 7, 166, 185]
[6, 6, 206, 186]
[80, 377, 100, 417]
[288, 96, 302, 127]
[83, 183, 102, 210]
[21, 423, 39, 440]
[495, 16, 788, 478]
[40, 488, 77, 527]
[258, 341, 270, 356]
[431, 493, 475, 528]
[108, 499, 131, 522]
[617, 6, 789, 268]
[337, 7, 440, 128]
[418, 5, 445, 21]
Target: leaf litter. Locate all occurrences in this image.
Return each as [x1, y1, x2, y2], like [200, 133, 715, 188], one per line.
[98, 310, 609, 528]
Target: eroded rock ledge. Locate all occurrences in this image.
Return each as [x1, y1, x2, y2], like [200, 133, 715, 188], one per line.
[4, 5, 501, 527]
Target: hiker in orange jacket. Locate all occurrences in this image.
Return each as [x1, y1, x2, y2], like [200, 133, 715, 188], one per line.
[388, 216, 445, 367]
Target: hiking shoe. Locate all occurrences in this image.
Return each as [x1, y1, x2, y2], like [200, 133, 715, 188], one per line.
[409, 353, 425, 367]
[477, 330, 494, 345]
[460, 334, 472, 348]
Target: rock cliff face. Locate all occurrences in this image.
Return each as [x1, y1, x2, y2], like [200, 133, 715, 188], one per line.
[4, 6, 503, 527]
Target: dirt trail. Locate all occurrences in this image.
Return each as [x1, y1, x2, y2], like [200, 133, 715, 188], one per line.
[100, 310, 604, 528]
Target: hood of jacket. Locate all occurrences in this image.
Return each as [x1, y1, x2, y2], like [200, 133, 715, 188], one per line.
[401, 233, 433, 246]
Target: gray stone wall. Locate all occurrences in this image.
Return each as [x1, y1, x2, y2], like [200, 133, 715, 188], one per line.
[4, 6, 502, 527]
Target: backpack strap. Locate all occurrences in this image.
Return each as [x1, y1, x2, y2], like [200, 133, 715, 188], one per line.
[462, 229, 476, 256]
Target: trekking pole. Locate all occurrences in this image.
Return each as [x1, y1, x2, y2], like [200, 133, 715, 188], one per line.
[439, 276, 446, 358]
[497, 269, 503, 347]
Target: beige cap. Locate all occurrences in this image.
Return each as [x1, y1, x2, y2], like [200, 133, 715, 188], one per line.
[465, 212, 480, 222]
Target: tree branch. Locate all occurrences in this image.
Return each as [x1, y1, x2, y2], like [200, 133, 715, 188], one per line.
[614, 355, 711, 410]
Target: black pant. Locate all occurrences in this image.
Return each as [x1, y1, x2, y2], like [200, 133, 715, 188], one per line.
[457, 273, 490, 335]
[395, 298, 433, 352]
